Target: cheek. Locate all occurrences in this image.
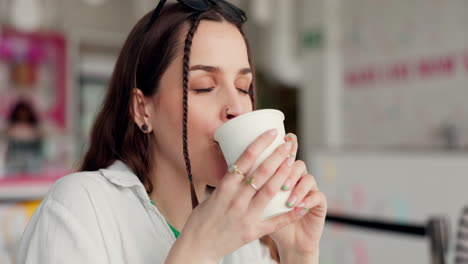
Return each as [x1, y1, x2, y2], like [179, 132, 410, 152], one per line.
[186, 105, 226, 179]
[240, 93, 254, 111]
[245, 99, 254, 112]
[151, 99, 184, 157]
[188, 103, 219, 132]
[153, 115, 182, 158]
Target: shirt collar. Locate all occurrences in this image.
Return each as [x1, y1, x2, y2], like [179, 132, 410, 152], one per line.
[99, 160, 143, 188]
[100, 160, 212, 202]
[99, 160, 177, 241]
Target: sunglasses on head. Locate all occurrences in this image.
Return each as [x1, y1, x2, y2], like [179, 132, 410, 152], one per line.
[144, 0, 247, 33]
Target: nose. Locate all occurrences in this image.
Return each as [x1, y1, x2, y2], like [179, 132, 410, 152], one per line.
[225, 106, 237, 120]
[221, 90, 248, 121]
[224, 104, 241, 121]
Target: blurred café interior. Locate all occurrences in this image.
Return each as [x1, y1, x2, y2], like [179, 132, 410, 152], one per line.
[0, 0, 468, 263]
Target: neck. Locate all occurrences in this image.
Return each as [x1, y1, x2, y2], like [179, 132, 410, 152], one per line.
[149, 156, 206, 232]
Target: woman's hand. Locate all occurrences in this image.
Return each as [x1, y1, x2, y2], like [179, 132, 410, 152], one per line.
[173, 129, 312, 263]
[269, 133, 327, 260]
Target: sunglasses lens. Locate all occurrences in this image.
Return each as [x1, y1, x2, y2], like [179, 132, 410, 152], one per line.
[179, 0, 210, 11]
[220, 0, 247, 22]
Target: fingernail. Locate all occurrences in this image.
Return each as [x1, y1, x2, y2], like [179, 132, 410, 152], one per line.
[288, 154, 296, 158]
[285, 141, 293, 150]
[286, 157, 294, 167]
[281, 179, 292, 191]
[286, 195, 297, 207]
[268, 129, 278, 136]
[297, 208, 309, 217]
[286, 134, 295, 140]
[298, 202, 305, 208]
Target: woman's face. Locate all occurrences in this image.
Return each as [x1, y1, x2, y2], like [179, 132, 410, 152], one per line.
[150, 20, 253, 186]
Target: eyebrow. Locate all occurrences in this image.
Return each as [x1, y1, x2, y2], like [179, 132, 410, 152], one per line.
[189, 64, 252, 76]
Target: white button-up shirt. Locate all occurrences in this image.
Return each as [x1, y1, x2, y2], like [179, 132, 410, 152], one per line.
[17, 161, 276, 264]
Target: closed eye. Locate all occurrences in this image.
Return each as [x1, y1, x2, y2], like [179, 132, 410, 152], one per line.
[194, 88, 214, 93]
[237, 88, 251, 95]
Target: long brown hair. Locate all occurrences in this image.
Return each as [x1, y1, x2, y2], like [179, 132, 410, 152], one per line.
[79, 2, 279, 263]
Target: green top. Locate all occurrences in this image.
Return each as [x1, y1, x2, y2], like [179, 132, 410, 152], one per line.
[167, 222, 180, 238]
[150, 199, 180, 239]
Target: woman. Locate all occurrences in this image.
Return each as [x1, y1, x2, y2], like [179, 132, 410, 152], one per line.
[17, 1, 327, 263]
[4, 99, 43, 175]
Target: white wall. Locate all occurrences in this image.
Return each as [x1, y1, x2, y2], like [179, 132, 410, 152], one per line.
[61, 0, 136, 34]
[295, 1, 468, 263]
[311, 151, 468, 263]
[340, 0, 468, 150]
[298, 0, 468, 153]
[299, 0, 328, 153]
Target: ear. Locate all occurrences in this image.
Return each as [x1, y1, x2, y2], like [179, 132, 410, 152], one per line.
[131, 88, 153, 133]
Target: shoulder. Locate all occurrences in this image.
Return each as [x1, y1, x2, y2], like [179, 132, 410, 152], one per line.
[45, 171, 111, 208]
[18, 171, 111, 264]
[30, 170, 123, 235]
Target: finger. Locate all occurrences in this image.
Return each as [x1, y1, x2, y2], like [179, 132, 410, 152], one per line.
[295, 191, 327, 218]
[258, 206, 303, 236]
[279, 160, 306, 191]
[232, 141, 293, 211]
[223, 129, 278, 186]
[285, 173, 316, 208]
[247, 156, 295, 214]
[245, 140, 292, 188]
[284, 133, 298, 159]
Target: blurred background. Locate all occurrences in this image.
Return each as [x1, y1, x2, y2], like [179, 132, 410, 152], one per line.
[0, 0, 467, 263]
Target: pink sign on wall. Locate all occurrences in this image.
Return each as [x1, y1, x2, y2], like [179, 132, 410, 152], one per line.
[0, 27, 70, 181]
[344, 53, 464, 88]
[0, 28, 67, 129]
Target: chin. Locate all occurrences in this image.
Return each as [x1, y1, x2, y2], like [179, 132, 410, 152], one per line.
[201, 145, 228, 186]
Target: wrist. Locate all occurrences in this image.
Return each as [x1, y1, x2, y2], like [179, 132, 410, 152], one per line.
[165, 236, 218, 264]
[278, 246, 319, 264]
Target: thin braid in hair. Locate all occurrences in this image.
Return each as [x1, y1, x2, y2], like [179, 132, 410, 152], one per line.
[182, 14, 202, 209]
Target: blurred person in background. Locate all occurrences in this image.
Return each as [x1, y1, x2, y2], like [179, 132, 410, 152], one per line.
[17, 1, 327, 263]
[4, 99, 42, 176]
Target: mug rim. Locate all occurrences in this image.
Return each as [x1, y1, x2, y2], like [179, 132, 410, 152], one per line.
[214, 109, 285, 140]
